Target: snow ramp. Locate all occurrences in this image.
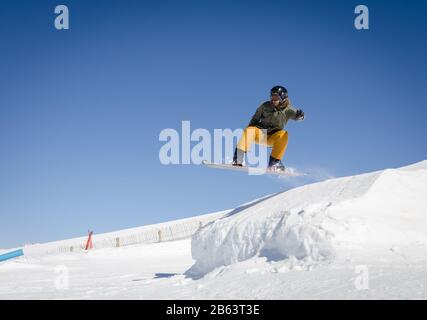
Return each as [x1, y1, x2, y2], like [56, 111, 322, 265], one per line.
[186, 161, 427, 278]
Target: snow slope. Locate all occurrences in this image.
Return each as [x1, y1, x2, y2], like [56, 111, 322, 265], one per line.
[0, 240, 193, 299]
[187, 161, 427, 278]
[19, 210, 229, 257]
[1, 160, 426, 299]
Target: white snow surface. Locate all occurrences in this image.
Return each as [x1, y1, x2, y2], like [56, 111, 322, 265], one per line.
[1, 160, 427, 299]
[188, 161, 427, 278]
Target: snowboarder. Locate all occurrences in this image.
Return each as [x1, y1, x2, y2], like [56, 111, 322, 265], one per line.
[232, 86, 305, 171]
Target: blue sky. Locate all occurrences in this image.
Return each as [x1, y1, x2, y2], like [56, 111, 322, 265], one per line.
[1, 0, 426, 248]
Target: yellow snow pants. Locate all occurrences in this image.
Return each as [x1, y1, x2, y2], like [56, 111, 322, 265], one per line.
[237, 126, 289, 160]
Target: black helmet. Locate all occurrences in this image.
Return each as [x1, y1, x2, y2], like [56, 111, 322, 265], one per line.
[270, 86, 288, 100]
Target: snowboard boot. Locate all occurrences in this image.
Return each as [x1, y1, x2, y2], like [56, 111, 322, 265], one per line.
[232, 148, 245, 166]
[268, 155, 286, 172]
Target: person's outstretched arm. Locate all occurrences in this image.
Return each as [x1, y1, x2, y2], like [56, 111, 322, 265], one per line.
[285, 99, 304, 121]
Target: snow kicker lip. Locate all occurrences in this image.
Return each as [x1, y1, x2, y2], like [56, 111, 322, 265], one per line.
[186, 207, 335, 279]
[186, 161, 427, 279]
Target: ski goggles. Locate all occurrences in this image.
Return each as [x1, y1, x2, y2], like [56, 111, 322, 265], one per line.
[270, 94, 285, 102]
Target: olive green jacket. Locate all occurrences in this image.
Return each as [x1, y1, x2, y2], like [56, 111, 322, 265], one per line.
[248, 101, 300, 135]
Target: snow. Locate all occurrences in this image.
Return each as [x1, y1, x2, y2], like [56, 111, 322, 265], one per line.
[0, 240, 193, 299]
[188, 163, 427, 278]
[22, 210, 229, 257]
[1, 160, 427, 299]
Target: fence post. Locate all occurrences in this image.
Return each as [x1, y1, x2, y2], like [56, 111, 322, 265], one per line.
[158, 230, 162, 243]
[116, 237, 120, 248]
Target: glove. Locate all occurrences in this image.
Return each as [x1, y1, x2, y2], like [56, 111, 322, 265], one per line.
[295, 109, 305, 120]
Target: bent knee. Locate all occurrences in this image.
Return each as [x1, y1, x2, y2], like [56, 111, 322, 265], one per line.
[276, 130, 288, 138]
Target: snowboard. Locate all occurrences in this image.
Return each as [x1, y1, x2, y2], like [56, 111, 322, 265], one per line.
[202, 160, 306, 177]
